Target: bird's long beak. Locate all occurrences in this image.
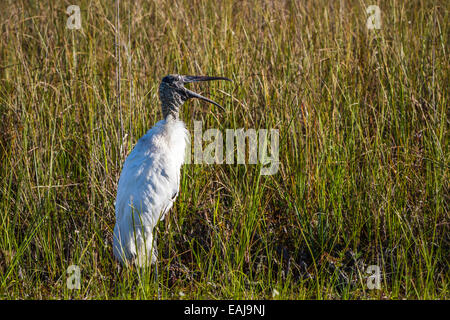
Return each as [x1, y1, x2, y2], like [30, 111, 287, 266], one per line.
[183, 75, 232, 83]
[182, 75, 232, 110]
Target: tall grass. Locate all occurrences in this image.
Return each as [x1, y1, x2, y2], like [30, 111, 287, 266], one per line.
[0, 0, 448, 299]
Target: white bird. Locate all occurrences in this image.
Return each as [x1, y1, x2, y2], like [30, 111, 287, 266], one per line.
[113, 74, 231, 268]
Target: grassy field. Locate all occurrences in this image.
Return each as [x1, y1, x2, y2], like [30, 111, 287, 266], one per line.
[0, 0, 448, 299]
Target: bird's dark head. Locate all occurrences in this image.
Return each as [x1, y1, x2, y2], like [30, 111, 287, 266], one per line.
[159, 74, 231, 120]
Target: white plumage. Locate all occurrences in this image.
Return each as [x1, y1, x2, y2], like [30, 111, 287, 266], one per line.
[113, 119, 188, 267]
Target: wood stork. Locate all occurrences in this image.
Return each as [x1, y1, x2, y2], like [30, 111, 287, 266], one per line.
[113, 74, 231, 268]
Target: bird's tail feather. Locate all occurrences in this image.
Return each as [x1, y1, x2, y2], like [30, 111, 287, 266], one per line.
[113, 222, 157, 268]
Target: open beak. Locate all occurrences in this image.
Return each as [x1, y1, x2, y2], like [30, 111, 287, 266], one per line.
[182, 75, 232, 110]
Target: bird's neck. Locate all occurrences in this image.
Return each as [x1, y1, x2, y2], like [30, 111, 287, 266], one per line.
[161, 94, 185, 120]
[165, 112, 180, 122]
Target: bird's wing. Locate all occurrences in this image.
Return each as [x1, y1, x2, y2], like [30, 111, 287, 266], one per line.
[114, 121, 183, 228]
